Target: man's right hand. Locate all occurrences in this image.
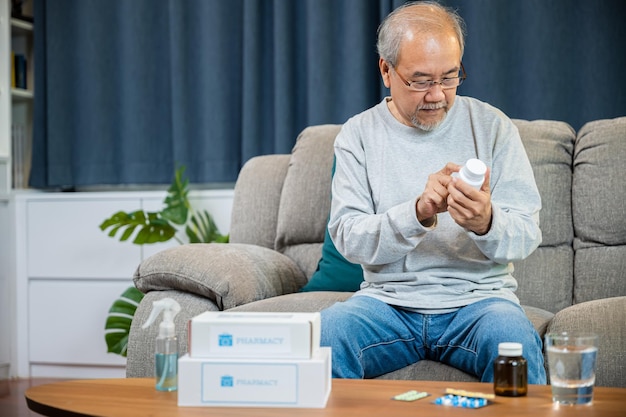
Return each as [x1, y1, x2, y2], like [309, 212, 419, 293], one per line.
[415, 162, 460, 225]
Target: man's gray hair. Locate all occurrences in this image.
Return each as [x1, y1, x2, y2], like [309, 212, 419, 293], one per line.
[377, 1, 466, 67]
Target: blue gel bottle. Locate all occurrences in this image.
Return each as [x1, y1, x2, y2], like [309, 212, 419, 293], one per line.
[142, 298, 181, 391]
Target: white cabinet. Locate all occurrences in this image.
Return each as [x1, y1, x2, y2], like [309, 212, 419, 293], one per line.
[9, 189, 233, 378]
[0, 200, 11, 379]
[28, 280, 131, 378]
[26, 198, 143, 279]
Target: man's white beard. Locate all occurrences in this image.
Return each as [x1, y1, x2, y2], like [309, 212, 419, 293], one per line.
[411, 101, 448, 131]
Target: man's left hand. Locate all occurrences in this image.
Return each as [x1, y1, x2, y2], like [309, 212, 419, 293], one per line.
[447, 168, 492, 235]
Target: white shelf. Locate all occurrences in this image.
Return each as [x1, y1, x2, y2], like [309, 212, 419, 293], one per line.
[1, 0, 36, 378]
[11, 87, 33, 101]
[4, 1, 34, 192]
[10, 17, 33, 33]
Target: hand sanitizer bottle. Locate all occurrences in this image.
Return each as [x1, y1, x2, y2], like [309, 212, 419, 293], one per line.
[142, 298, 181, 391]
[457, 158, 487, 189]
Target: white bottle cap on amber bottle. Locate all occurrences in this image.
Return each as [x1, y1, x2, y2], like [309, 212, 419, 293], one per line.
[458, 158, 487, 189]
[498, 342, 523, 357]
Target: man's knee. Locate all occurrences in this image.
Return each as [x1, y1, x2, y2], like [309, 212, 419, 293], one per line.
[471, 299, 546, 384]
[320, 296, 379, 378]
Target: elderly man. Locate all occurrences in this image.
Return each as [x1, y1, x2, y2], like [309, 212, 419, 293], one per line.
[320, 1, 546, 384]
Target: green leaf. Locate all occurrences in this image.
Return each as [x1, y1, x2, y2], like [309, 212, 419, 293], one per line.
[185, 209, 228, 243]
[161, 166, 190, 225]
[104, 287, 145, 357]
[100, 208, 176, 245]
[134, 222, 176, 244]
[215, 234, 230, 243]
[119, 224, 138, 242]
[99, 211, 131, 231]
[186, 225, 201, 243]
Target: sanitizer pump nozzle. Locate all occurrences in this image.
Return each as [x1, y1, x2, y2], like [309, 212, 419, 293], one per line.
[142, 298, 181, 391]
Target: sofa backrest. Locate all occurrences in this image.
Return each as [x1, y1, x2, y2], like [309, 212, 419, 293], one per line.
[229, 117, 626, 313]
[230, 125, 340, 278]
[273, 125, 341, 277]
[229, 153, 291, 249]
[571, 117, 626, 304]
[512, 120, 576, 312]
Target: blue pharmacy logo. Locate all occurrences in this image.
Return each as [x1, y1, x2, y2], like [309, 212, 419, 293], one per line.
[218, 333, 233, 347]
[221, 375, 234, 387]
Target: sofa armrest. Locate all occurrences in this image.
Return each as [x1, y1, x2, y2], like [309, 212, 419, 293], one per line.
[127, 290, 220, 377]
[133, 243, 308, 310]
[546, 296, 626, 388]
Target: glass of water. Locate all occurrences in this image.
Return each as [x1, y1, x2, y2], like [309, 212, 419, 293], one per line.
[545, 332, 598, 405]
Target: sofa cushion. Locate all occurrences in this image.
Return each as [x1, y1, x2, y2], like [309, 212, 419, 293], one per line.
[229, 154, 291, 249]
[511, 119, 576, 313]
[274, 124, 342, 277]
[513, 119, 576, 247]
[572, 117, 626, 304]
[573, 116, 626, 246]
[133, 243, 307, 310]
[301, 226, 364, 292]
[229, 291, 353, 313]
[301, 157, 364, 292]
[378, 360, 478, 382]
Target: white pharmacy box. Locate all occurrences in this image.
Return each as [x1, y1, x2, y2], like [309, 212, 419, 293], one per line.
[178, 347, 332, 408]
[188, 311, 321, 359]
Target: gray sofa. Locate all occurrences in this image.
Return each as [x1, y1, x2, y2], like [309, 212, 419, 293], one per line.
[127, 118, 626, 387]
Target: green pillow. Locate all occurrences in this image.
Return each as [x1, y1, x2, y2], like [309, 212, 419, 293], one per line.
[300, 226, 364, 292]
[300, 158, 364, 292]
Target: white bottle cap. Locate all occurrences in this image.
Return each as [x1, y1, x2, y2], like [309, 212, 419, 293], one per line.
[462, 158, 487, 181]
[498, 342, 523, 356]
[457, 158, 487, 189]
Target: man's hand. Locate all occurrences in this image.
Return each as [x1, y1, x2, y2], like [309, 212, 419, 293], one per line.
[447, 168, 492, 235]
[416, 162, 460, 225]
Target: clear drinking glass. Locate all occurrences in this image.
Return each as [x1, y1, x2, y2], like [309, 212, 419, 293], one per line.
[545, 332, 598, 405]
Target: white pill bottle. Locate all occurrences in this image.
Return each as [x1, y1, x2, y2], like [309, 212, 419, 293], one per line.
[456, 158, 487, 189]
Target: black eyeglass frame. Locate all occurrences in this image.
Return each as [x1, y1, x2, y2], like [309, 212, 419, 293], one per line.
[393, 62, 467, 92]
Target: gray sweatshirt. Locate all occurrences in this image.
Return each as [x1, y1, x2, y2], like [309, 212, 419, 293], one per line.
[329, 96, 542, 313]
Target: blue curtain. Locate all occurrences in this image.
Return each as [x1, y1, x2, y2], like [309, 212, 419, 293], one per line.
[457, 0, 626, 127]
[31, 0, 626, 188]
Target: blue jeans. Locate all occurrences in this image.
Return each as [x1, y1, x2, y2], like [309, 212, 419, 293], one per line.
[320, 295, 546, 383]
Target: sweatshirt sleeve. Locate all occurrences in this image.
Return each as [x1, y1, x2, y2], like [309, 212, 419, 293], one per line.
[328, 124, 434, 266]
[470, 118, 542, 264]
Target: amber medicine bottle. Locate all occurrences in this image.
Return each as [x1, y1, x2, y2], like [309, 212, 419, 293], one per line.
[494, 342, 528, 397]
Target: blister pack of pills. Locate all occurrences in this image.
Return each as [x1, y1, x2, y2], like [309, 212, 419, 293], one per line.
[433, 394, 491, 408]
[391, 390, 430, 402]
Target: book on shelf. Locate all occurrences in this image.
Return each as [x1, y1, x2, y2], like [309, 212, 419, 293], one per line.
[11, 51, 16, 88]
[11, 2, 35, 23]
[13, 52, 28, 90]
[12, 124, 31, 189]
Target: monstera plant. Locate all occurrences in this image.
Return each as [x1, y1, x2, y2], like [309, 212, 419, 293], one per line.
[101, 166, 228, 357]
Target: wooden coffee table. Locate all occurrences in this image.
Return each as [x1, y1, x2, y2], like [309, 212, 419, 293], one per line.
[25, 378, 625, 417]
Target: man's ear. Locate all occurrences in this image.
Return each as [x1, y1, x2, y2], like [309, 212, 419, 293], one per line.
[379, 58, 392, 88]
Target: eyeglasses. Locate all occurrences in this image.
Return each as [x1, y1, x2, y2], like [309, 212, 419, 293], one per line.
[393, 63, 466, 92]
